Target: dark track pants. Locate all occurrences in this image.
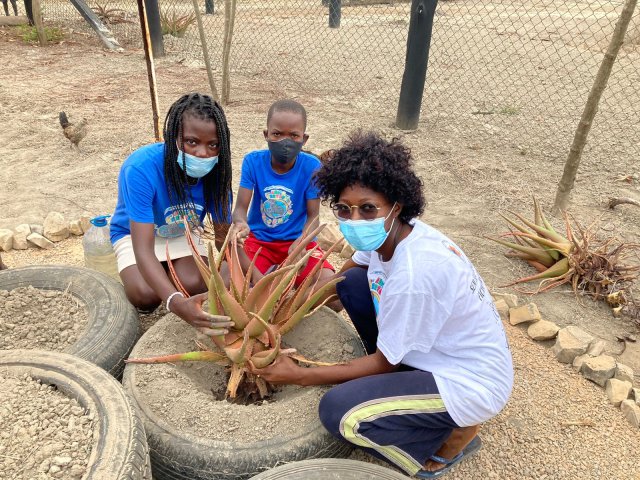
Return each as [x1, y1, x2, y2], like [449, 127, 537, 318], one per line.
[319, 267, 460, 476]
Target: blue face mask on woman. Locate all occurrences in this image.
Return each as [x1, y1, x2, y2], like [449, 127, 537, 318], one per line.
[177, 149, 219, 178]
[338, 205, 396, 252]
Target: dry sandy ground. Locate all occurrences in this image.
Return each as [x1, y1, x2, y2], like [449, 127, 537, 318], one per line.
[1, 20, 640, 478]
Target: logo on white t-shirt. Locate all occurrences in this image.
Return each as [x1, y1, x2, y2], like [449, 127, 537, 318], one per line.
[368, 273, 386, 316]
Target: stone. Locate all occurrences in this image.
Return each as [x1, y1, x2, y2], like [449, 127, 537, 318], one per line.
[580, 355, 616, 387]
[69, 220, 84, 236]
[79, 215, 92, 234]
[527, 319, 560, 341]
[552, 326, 594, 363]
[586, 339, 606, 357]
[12, 224, 31, 250]
[633, 388, 640, 405]
[573, 354, 590, 371]
[44, 212, 70, 242]
[317, 224, 343, 251]
[30, 224, 44, 235]
[493, 292, 518, 308]
[509, 303, 541, 325]
[620, 400, 640, 428]
[614, 363, 634, 384]
[339, 242, 355, 259]
[27, 232, 55, 250]
[52, 455, 72, 466]
[494, 298, 509, 318]
[0, 229, 13, 252]
[605, 378, 632, 407]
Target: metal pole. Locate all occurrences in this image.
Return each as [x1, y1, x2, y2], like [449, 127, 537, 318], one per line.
[136, 0, 163, 141]
[23, 0, 34, 25]
[328, 0, 341, 28]
[395, 0, 437, 130]
[144, 0, 164, 57]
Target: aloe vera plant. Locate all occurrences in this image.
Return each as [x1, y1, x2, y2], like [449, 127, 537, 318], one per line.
[487, 198, 640, 320]
[127, 220, 344, 401]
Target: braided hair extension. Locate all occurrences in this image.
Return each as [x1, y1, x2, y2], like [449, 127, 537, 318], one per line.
[162, 93, 232, 226]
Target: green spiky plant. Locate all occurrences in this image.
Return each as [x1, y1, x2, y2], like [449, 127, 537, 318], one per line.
[127, 221, 345, 402]
[487, 197, 640, 320]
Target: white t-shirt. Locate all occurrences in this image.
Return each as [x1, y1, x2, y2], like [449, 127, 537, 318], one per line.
[352, 220, 514, 427]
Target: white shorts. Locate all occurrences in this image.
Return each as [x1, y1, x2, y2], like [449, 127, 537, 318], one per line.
[113, 234, 209, 273]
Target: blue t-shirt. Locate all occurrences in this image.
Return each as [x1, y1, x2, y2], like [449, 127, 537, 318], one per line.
[110, 143, 231, 244]
[239, 149, 321, 242]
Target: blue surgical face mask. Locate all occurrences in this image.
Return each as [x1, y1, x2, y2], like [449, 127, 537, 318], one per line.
[177, 149, 219, 178]
[338, 204, 396, 252]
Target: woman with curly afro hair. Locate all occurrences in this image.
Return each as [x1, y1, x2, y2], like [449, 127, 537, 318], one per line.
[250, 131, 514, 479]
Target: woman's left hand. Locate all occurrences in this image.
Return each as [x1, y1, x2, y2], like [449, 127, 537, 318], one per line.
[248, 355, 303, 385]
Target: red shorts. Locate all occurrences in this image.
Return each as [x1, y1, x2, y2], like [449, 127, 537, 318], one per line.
[243, 233, 334, 287]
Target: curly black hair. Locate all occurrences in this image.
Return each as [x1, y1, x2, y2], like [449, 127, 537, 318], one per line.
[315, 131, 425, 223]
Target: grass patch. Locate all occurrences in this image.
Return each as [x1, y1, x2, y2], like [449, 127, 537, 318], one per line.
[498, 105, 520, 115]
[16, 25, 65, 43]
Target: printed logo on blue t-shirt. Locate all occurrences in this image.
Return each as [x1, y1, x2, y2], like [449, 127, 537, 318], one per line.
[261, 186, 294, 228]
[156, 203, 203, 238]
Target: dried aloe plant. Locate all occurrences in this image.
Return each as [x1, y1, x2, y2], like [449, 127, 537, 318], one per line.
[487, 198, 640, 320]
[127, 221, 345, 402]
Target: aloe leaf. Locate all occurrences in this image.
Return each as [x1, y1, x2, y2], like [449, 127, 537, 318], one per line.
[166, 241, 190, 297]
[507, 210, 568, 244]
[245, 266, 294, 312]
[126, 350, 228, 364]
[278, 277, 344, 335]
[281, 223, 326, 268]
[210, 260, 251, 329]
[486, 236, 556, 267]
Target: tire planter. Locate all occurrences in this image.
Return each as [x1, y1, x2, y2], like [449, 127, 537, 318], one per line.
[0, 266, 139, 378]
[248, 459, 409, 479]
[123, 307, 366, 480]
[0, 349, 151, 479]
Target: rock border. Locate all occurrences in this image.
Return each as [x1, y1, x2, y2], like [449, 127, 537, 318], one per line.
[0, 213, 91, 252]
[493, 293, 640, 429]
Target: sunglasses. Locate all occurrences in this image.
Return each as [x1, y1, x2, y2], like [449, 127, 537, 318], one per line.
[331, 202, 387, 221]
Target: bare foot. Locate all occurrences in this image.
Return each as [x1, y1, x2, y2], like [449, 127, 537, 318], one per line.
[422, 425, 480, 472]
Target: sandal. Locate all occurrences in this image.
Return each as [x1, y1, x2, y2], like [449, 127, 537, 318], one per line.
[415, 436, 482, 479]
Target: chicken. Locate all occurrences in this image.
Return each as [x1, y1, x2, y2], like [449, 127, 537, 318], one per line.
[59, 111, 88, 149]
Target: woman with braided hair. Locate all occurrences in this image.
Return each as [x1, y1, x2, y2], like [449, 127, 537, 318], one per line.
[110, 93, 233, 335]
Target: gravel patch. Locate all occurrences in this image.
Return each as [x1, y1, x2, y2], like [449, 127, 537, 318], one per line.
[0, 286, 88, 351]
[0, 372, 94, 480]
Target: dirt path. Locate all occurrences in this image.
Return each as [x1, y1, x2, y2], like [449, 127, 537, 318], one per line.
[1, 28, 639, 479]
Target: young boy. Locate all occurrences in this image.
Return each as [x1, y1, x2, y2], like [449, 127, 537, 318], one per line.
[232, 99, 334, 286]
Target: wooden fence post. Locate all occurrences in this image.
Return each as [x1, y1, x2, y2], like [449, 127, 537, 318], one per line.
[552, 0, 637, 213]
[30, 0, 46, 46]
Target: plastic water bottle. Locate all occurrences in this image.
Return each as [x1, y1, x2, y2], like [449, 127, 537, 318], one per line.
[83, 215, 120, 282]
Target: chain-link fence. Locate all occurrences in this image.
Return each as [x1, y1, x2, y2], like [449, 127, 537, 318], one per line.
[33, 0, 640, 164]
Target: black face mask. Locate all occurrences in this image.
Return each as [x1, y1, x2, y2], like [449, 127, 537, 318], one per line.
[268, 138, 303, 165]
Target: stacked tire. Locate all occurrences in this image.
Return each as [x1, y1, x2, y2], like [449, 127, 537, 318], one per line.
[0, 266, 150, 479]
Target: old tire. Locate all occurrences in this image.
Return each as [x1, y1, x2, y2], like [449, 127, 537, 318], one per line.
[0, 349, 151, 479]
[0, 265, 139, 378]
[123, 308, 365, 480]
[248, 459, 409, 479]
